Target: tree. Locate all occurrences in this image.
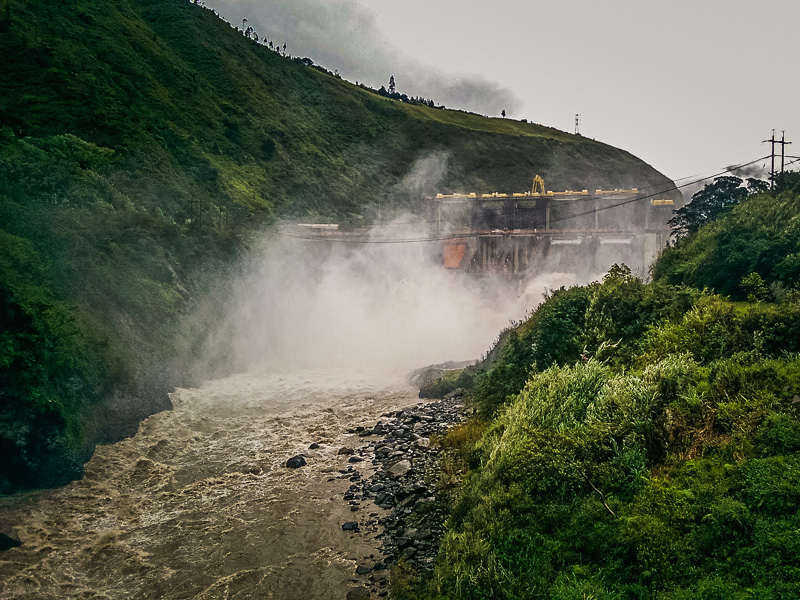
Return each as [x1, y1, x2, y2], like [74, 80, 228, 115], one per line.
[501, 109, 506, 118]
[388, 75, 396, 94]
[774, 171, 800, 194]
[668, 176, 759, 237]
[1, 0, 11, 31]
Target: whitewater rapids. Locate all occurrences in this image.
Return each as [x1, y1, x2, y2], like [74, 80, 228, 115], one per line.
[0, 368, 422, 600]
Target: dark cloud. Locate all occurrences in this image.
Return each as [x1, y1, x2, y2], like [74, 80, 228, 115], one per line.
[205, 0, 522, 116]
[727, 162, 769, 180]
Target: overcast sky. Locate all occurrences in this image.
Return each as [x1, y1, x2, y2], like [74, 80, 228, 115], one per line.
[205, 0, 799, 181]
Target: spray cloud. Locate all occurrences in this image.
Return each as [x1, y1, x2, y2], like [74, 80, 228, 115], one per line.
[183, 154, 669, 380]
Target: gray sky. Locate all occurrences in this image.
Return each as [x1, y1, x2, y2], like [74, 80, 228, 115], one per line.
[206, 0, 799, 180]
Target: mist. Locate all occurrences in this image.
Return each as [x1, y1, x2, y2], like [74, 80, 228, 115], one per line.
[190, 222, 575, 375]
[727, 162, 770, 181]
[180, 147, 668, 378]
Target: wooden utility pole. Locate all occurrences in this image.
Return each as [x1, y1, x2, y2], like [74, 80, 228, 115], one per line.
[765, 130, 776, 189]
[764, 130, 792, 189]
[780, 131, 792, 175]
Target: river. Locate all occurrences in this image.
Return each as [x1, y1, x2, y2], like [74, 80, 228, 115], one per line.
[0, 368, 422, 600]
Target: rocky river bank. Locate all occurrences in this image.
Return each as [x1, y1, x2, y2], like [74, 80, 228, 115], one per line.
[323, 389, 469, 598]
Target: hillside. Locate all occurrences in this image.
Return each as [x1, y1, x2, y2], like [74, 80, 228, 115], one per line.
[653, 172, 800, 298]
[0, 0, 678, 492]
[409, 187, 800, 599]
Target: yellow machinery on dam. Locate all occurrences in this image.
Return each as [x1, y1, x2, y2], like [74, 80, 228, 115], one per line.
[427, 176, 678, 276]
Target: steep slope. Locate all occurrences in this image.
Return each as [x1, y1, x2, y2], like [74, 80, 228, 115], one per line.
[0, 0, 678, 492]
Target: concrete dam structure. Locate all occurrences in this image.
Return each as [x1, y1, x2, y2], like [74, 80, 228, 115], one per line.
[426, 182, 679, 278]
[285, 178, 681, 279]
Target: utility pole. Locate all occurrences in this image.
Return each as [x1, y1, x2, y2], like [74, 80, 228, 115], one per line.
[780, 131, 792, 174]
[764, 130, 776, 189]
[764, 130, 792, 189]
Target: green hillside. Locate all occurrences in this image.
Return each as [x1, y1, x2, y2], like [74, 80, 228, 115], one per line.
[0, 0, 677, 492]
[653, 173, 800, 298]
[409, 186, 800, 599]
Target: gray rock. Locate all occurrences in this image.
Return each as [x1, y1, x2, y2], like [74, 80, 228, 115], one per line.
[342, 521, 359, 531]
[386, 459, 411, 479]
[338, 447, 355, 455]
[0, 532, 21, 552]
[417, 529, 433, 541]
[355, 564, 372, 575]
[346, 587, 370, 600]
[285, 455, 306, 469]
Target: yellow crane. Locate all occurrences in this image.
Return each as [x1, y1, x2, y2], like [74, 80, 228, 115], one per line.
[531, 174, 546, 195]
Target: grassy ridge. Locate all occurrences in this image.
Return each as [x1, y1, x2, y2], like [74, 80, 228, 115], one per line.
[408, 188, 800, 599]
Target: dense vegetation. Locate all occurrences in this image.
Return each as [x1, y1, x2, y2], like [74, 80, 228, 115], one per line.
[655, 172, 800, 298]
[405, 184, 800, 599]
[0, 0, 675, 492]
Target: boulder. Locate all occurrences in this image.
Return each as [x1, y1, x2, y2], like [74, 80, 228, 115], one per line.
[346, 587, 370, 600]
[0, 532, 21, 552]
[285, 455, 306, 469]
[386, 460, 411, 479]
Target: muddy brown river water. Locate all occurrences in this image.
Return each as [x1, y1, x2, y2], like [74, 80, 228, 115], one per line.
[0, 368, 422, 600]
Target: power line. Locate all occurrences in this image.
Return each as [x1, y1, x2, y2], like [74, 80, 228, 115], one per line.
[278, 231, 479, 244]
[277, 156, 770, 244]
[546, 156, 769, 226]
